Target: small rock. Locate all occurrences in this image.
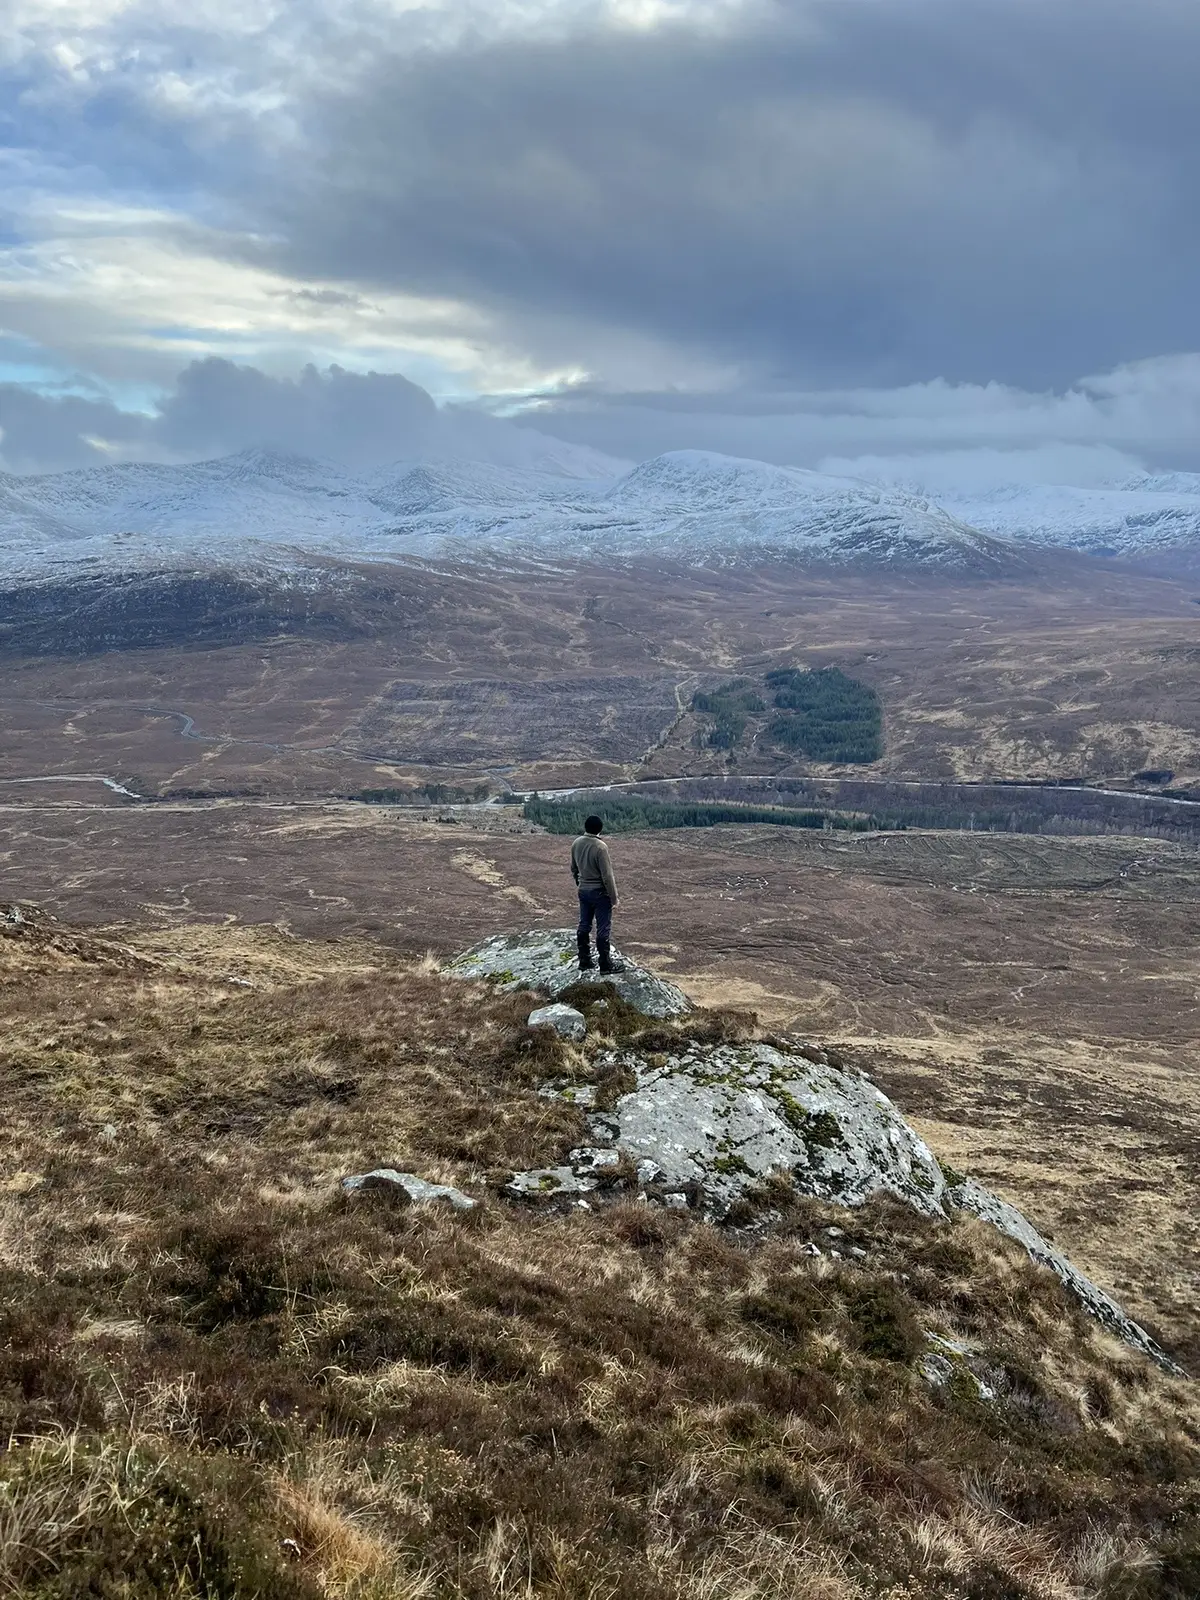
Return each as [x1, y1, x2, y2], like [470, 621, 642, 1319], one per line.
[342, 1169, 477, 1210]
[920, 1342, 998, 1402]
[928, 1332, 974, 1358]
[539, 1080, 596, 1106]
[919, 1353, 956, 1389]
[568, 1146, 622, 1173]
[506, 1166, 598, 1198]
[636, 1158, 665, 1186]
[528, 1003, 586, 1042]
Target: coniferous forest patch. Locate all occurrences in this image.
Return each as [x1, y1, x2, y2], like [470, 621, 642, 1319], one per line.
[763, 667, 884, 763]
[690, 666, 883, 764]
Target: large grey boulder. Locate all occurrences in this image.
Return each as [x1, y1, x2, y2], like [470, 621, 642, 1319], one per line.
[446, 929, 693, 1018]
[948, 1177, 1181, 1374]
[600, 1041, 946, 1217]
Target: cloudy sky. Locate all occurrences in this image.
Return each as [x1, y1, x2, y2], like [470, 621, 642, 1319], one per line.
[3, 0, 1200, 478]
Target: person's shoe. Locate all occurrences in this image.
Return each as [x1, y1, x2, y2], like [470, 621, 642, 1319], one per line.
[597, 937, 625, 974]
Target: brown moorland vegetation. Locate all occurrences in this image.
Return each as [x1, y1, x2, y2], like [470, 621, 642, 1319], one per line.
[2, 562, 1200, 799]
[1, 905, 1197, 1600]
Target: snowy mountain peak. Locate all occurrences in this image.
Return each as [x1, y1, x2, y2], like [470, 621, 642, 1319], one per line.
[598, 450, 999, 561]
[609, 450, 848, 506]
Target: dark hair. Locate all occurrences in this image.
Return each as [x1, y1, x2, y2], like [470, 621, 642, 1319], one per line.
[584, 815, 603, 835]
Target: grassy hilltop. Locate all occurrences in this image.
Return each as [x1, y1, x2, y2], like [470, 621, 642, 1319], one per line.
[1, 907, 1197, 1600]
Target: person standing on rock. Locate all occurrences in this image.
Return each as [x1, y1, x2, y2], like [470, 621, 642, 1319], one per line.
[571, 814, 623, 973]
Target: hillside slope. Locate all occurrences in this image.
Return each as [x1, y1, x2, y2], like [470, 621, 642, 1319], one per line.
[2, 906, 1196, 1600]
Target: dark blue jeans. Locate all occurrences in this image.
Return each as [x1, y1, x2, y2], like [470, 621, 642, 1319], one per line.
[577, 887, 613, 967]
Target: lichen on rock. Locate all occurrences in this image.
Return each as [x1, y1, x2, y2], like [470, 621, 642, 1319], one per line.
[602, 1041, 948, 1218]
[446, 929, 693, 1018]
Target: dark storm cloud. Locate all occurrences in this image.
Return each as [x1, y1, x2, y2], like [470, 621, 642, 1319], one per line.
[154, 360, 438, 462]
[271, 0, 1200, 388]
[0, 361, 438, 473]
[0, 385, 148, 473]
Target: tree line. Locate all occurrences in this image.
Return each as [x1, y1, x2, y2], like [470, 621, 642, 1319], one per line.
[523, 796, 876, 835]
[619, 776, 1200, 844]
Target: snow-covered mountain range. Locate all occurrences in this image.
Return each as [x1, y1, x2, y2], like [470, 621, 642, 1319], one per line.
[0, 447, 1014, 581]
[2, 445, 1199, 584]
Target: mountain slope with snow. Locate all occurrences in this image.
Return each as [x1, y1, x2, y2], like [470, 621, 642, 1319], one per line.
[600, 451, 1007, 564]
[0, 448, 1017, 583]
[930, 472, 1200, 558]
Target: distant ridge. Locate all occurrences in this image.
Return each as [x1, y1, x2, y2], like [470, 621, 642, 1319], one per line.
[4, 442, 1200, 586]
[0, 446, 1022, 582]
[925, 470, 1200, 559]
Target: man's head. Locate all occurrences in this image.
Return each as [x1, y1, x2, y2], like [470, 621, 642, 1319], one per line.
[584, 815, 603, 835]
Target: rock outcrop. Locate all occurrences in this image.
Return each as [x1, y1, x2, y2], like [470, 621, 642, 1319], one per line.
[948, 1177, 1180, 1373]
[587, 1040, 946, 1217]
[522, 1042, 1177, 1368]
[446, 929, 693, 1018]
[446, 931, 1178, 1370]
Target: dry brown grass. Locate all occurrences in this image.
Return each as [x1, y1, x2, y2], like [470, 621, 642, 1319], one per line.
[1, 905, 1197, 1599]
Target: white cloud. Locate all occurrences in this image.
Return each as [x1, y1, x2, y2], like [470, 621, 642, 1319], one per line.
[0, 197, 585, 396]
